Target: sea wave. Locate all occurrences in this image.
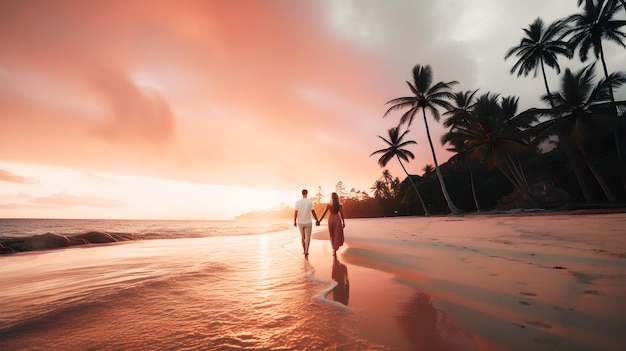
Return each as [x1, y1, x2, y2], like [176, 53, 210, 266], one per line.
[0, 231, 134, 253]
[0, 218, 293, 254]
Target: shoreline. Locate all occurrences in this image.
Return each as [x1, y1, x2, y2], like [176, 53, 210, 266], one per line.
[300, 230, 476, 350]
[306, 228, 485, 350]
[306, 214, 626, 351]
[2, 214, 624, 350]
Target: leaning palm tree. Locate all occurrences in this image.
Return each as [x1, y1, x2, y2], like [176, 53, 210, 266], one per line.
[370, 126, 430, 216]
[449, 92, 542, 207]
[442, 137, 482, 212]
[384, 64, 462, 215]
[443, 90, 482, 212]
[505, 18, 572, 107]
[567, 0, 626, 189]
[532, 63, 626, 203]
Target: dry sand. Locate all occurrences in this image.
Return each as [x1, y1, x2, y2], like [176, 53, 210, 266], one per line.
[305, 212, 626, 351]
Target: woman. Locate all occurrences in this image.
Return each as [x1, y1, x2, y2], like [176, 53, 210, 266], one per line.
[317, 192, 345, 255]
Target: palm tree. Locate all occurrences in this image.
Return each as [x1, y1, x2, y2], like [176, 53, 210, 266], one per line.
[382, 169, 395, 194]
[370, 180, 388, 200]
[567, 0, 626, 181]
[443, 90, 481, 212]
[443, 90, 479, 129]
[447, 92, 542, 207]
[443, 138, 482, 212]
[566, 0, 626, 103]
[505, 18, 572, 107]
[384, 64, 462, 215]
[578, 0, 626, 14]
[370, 126, 430, 216]
[379, 169, 402, 198]
[532, 63, 626, 202]
[422, 164, 436, 178]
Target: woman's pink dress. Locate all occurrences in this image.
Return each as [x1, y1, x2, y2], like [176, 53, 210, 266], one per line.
[328, 210, 344, 251]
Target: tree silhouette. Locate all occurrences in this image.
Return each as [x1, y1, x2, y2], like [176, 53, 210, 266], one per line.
[505, 18, 572, 107]
[384, 64, 462, 215]
[533, 63, 626, 202]
[371, 126, 430, 216]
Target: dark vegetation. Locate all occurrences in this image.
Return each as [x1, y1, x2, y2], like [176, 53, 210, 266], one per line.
[239, 0, 626, 219]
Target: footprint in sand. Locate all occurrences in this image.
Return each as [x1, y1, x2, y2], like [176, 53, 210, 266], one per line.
[527, 320, 552, 329]
[521, 292, 537, 297]
[583, 289, 600, 295]
[518, 301, 531, 306]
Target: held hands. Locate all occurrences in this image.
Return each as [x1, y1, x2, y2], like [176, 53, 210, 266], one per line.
[314, 220, 345, 227]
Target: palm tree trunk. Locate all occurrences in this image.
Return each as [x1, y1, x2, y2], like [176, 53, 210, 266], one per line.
[599, 45, 617, 113]
[499, 156, 542, 208]
[504, 153, 541, 206]
[496, 164, 524, 193]
[564, 145, 594, 203]
[540, 59, 555, 108]
[468, 163, 481, 212]
[516, 157, 530, 188]
[581, 152, 617, 202]
[397, 156, 430, 216]
[422, 110, 463, 215]
[504, 153, 528, 192]
[614, 127, 626, 194]
[600, 45, 626, 192]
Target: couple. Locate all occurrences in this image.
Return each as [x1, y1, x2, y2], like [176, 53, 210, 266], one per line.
[293, 189, 345, 257]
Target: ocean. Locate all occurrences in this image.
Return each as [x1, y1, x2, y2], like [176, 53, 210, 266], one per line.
[0, 218, 294, 240]
[2, 214, 625, 351]
[0, 218, 390, 350]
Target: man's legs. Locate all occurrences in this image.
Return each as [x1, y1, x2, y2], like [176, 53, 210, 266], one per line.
[298, 223, 312, 255]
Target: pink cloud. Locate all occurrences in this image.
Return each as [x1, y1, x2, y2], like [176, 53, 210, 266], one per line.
[0, 169, 38, 184]
[0, 0, 426, 192]
[88, 66, 176, 147]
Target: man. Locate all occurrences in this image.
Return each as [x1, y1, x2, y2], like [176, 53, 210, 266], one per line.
[294, 189, 319, 256]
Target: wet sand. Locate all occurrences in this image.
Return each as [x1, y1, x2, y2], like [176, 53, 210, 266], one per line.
[304, 213, 626, 351]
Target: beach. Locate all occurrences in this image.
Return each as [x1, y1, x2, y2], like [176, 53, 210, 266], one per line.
[322, 212, 626, 351]
[1, 213, 625, 350]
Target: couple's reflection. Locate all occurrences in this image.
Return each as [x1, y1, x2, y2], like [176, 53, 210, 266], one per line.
[331, 255, 349, 305]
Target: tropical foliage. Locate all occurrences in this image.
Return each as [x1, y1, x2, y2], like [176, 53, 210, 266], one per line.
[383, 64, 463, 214]
[505, 17, 572, 106]
[373, 0, 626, 216]
[370, 127, 431, 215]
[242, 1, 626, 219]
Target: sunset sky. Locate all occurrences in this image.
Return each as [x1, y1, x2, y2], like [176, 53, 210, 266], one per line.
[1, 0, 625, 219]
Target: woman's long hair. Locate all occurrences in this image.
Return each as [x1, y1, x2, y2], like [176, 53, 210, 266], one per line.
[331, 192, 341, 213]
